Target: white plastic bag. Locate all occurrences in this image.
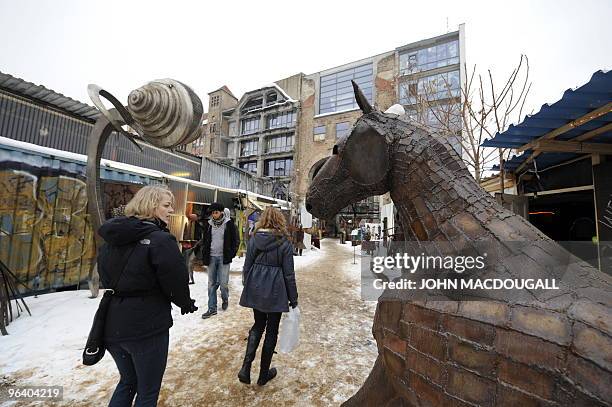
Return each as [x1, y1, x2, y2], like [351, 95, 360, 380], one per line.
[278, 306, 300, 354]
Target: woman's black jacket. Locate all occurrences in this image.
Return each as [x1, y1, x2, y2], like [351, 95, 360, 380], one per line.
[97, 216, 192, 342]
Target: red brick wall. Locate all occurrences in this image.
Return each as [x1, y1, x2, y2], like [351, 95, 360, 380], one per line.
[374, 300, 611, 406]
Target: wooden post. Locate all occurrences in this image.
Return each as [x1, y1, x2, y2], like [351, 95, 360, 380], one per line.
[499, 148, 505, 202]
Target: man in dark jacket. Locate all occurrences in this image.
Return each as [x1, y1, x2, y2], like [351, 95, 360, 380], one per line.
[192, 202, 239, 318]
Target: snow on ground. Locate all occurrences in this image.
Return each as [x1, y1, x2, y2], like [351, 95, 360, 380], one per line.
[0, 239, 377, 406]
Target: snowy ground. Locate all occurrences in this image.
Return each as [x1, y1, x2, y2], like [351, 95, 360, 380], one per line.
[0, 240, 377, 406]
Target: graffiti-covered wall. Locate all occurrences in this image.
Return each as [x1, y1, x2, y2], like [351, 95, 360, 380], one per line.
[0, 163, 96, 293]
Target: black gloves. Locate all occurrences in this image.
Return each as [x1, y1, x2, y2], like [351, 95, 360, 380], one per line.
[181, 299, 198, 315]
[290, 301, 298, 309]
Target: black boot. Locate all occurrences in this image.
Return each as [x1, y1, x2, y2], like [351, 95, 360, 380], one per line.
[257, 344, 277, 386]
[238, 329, 262, 384]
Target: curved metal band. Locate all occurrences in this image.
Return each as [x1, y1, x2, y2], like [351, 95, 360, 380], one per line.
[87, 84, 137, 137]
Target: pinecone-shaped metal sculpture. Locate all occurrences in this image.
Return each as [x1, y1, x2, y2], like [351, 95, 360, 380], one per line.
[127, 79, 203, 148]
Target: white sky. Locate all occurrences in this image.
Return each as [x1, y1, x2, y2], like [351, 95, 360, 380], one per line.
[0, 0, 610, 123]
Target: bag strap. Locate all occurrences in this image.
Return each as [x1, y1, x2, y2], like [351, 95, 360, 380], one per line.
[107, 243, 138, 292]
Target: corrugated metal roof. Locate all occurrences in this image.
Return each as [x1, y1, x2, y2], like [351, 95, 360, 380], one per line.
[0, 136, 160, 184]
[0, 71, 100, 121]
[482, 70, 612, 171]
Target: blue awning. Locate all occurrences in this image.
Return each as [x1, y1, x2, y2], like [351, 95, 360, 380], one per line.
[482, 70, 612, 172]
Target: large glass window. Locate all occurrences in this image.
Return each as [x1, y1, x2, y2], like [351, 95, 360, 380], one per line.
[314, 125, 326, 141]
[266, 134, 294, 153]
[241, 117, 260, 135]
[264, 158, 293, 177]
[399, 40, 459, 75]
[336, 122, 351, 139]
[399, 70, 460, 105]
[404, 102, 461, 134]
[319, 63, 373, 115]
[240, 161, 257, 174]
[266, 111, 296, 129]
[240, 139, 258, 156]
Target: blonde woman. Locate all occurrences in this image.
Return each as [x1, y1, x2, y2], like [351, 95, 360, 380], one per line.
[97, 185, 197, 406]
[238, 207, 298, 386]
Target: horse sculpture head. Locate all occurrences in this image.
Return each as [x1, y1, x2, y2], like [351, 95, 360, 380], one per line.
[306, 82, 399, 219]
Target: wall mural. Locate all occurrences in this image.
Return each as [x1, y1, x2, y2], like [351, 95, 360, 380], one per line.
[0, 166, 96, 293]
[102, 182, 140, 218]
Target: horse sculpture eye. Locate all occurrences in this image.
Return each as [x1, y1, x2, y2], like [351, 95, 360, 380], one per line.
[332, 145, 339, 155]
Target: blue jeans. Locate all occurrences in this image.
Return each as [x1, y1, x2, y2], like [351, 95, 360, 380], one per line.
[106, 331, 169, 407]
[207, 256, 229, 312]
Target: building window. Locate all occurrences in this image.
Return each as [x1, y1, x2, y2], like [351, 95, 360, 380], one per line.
[209, 138, 214, 154]
[266, 92, 278, 105]
[229, 121, 237, 137]
[335, 122, 351, 139]
[399, 70, 460, 105]
[399, 40, 459, 75]
[266, 134, 294, 153]
[319, 63, 373, 115]
[264, 158, 293, 177]
[240, 161, 257, 174]
[210, 95, 221, 107]
[242, 97, 263, 114]
[240, 139, 258, 156]
[241, 117, 260, 135]
[210, 123, 217, 134]
[408, 102, 461, 133]
[266, 111, 296, 129]
[314, 125, 326, 141]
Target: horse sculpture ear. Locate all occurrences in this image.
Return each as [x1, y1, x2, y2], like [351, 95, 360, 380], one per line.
[351, 80, 373, 114]
[343, 121, 390, 185]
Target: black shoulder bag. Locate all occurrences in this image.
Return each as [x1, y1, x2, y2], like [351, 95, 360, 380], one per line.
[82, 244, 137, 366]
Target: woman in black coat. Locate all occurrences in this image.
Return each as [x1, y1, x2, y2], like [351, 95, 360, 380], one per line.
[238, 207, 298, 386]
[98, 185, 197, 406]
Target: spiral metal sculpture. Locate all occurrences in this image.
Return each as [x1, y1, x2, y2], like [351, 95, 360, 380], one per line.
[127, 79, 204, 148]
[85, 80, 204, 295]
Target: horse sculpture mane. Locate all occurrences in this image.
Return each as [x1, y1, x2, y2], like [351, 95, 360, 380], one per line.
[306, 83, 612, 406]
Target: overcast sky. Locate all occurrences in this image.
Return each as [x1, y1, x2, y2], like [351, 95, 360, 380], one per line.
[0, 0, 610, 122]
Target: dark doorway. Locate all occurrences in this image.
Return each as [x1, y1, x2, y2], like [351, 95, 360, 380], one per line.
[528, 190, 597, 266]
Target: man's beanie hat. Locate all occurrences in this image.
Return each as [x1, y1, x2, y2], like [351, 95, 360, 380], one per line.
[209, 202, 224, 213]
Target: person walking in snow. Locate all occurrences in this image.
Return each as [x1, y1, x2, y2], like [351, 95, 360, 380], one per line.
[189, 202, 239, 318]
[97, 185, 197, 407]
[238, 206, 299, 386]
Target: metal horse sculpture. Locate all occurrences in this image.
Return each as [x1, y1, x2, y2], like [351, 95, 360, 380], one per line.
[306, 83, 611, 406]
[85, 80, 203, 292]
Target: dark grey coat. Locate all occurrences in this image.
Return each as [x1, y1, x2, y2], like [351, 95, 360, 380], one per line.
[239, 229, 298, 313]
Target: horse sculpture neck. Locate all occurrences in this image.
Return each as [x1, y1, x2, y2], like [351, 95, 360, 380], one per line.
[388, 126, 544, 244]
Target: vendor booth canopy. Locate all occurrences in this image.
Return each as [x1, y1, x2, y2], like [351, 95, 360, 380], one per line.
[482, 70, 612, 172]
